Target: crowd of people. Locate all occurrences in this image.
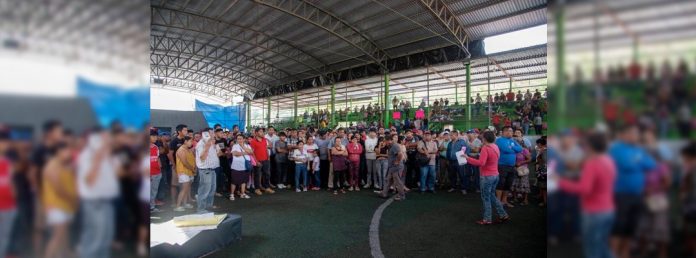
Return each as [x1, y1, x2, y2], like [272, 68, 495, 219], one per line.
[149, 121, 547, 226]
[0, 121, 151, 258]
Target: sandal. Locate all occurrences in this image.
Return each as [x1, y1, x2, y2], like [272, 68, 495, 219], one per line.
[476, 220, 492, 225]
[495, 216, 511, 224]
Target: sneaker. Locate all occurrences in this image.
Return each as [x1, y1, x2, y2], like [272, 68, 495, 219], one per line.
[394, 196, 403, 201]
[348, 187, 354, 191]
[356, 187, 361, 192]
[447, 188, 456, 193]
[303, 187, 308, 192]
[461, 190, 467, 195]
[265, 188, 275, 194]
[183, 203, 194, 209]
[363, 184, 371, 189]
[312, 187, 321, 191]
[173, 207, 185, 212]
[278, 184, 286, 189]
[215, 193, 223, 197]
[241, 194, 251, 199]
[150, 207, 161, 213]
[255, 189, 263, 195]
[229, 195, 235, 201]
[296, 188, 301, 193]
[270, 184, 277, 189]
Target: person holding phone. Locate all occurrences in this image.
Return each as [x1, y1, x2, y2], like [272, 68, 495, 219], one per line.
[229, 134, 252, 200]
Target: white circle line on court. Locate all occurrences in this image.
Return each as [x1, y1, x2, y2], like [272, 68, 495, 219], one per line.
[369, 197, 394, 258]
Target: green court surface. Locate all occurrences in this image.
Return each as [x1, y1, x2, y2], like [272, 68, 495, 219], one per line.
[153, 189, 546, 258]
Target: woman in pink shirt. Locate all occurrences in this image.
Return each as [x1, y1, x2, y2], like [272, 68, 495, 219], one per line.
[557, 132, 616, 258]
[347, 135, 363, 191]
[464, 131, 509, 225]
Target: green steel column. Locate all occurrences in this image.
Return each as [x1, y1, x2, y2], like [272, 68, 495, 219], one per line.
[246, 101, 251, 132]
[487, 62, 491, 126]
[465, 63, 471, 130]
[455, 82, 458, 105]
[632, 38, 639, 62]
[411, 89, 415, 107]
[293, 91, 298, 127]
[267, 97, 271, 127]
[556, 1, 566, 132]
[384, 73, 390, 127]
[509, 78, 512, 92]
[331, 84, 335, 125]
[426, 69, 430, 118]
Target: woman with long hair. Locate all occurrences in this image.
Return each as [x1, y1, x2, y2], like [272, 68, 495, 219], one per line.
[174, 137, 195, 212]
[330, 138, 348, 195]
[230, 134, 252, 200]
[347, 135, 363, 191]
[463, 131, 509, 225]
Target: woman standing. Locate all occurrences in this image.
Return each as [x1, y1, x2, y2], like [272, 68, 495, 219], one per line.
[230, 134, 252, 200]
[174, 137, 195, 212]
[557, 132, 616, 258]
[535, 137, 548, 207]
[43, 142, 78, 258]
[330, 138, 348, 194]
[374, 137, 388, 191]
[511, 138, 532, 205]
[464, 131, 509, 225]
[347, 135, 363, 191]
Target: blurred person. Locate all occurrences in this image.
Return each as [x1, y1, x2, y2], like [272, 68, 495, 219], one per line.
[437, 131, 450, 190]
[635, 128, 671, 258]
[680, 141, 696, 257]
[167, 124, 188, 208]
[536, 137, 548, 207]
[76, 131, 120, 258]
[30, 120, 64, 255]
[374, 137, 389, 191]
[0, 127, 16, 258]
[464, 131, 509, 225]
[249, 128, 274, 195]
[150, 129, 161, 212]
[137, 143, 150, 257]
[548, 130, 583, 243]
[347, 135, 363, 191]
[291, 141, 308, 192]
[44, 141, 77, 258]
[174, 136, 195, 212]
[265, 126, 279, 189]
[609, 125, 656, 258]
[315, 130, 331, 189]
[195, 129, 221, 213]
[229, 134, 252, 200]
[274, 132, 289, 189]
[557, 132, 616, 258]
[215, 128, 230, 198]
[465, 129, 482, 193]
[496, 126, 523, 208]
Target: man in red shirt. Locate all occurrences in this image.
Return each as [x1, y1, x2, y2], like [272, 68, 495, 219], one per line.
[249, 128, 275, 195]
[150, 128, 162, 212]
[506, 90, 515, 102]
[0, 126, 16, 258]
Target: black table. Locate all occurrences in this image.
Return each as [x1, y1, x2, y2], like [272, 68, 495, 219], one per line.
[151, 214, 242, 258]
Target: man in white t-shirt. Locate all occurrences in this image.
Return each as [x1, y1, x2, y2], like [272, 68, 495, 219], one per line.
[195, 129, 221, 213]
[363, 129, 378, 189]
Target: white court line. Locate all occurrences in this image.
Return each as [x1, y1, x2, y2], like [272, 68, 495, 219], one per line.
[369, 197, 394, 258]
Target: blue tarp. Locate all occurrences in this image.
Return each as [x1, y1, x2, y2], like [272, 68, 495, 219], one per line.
[77, 77, 149, 129]
[195, 100, 246, 130]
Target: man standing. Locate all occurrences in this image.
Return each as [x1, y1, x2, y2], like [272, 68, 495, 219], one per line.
[446, 131, 468, 194]
[465, 129, 483, 193]
[437, 131, 450, 190]
[167, 124, 187, 207]
[214, 128, 230, 197]
[0, 127, 16, 258]
[495, 126, 523, 207]
[363, 129, 378, 189]
[149, 129, 162, 212]
[417, 131, 438, 193]
[404, 130, 420, 190]
[195, 128, 221, 213]
[378, 137, 406, 200]
[265, 126, 279, 188]
[77, 131, 119, 258]
[314, 131, 331, 189]
[250, 128, 275, 195]
[274, 132, 289, 189]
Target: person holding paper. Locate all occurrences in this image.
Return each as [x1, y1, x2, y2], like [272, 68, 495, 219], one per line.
[446, 130, 468, 194]
[463, 131, 509, 225]
[495, 126, 523, 208]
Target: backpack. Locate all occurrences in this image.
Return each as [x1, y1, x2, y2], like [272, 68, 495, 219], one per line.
[416, 140, 431, 166]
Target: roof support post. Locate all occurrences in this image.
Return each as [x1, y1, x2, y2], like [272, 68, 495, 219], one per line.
[294, 91, 298, 127]
[267, 97, 271, 127]
[331, 84, 336, 126]
[465, 62, 471, 130]
[487, 61, 491, 127]
[384, 73, 390, 127]
[246, 101, 251, 132]
[556, 1, 566, 133]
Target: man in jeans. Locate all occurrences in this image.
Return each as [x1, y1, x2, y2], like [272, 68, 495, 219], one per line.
[77, 131, 119, 258]
[363, 129, 378, 189]
[446, 130, 468, 194]
[149, 129, 162, 212]
[495, 126, 522, 207]
[465, 129, 483, 193]
[0, 127, 16, 258]
[195, 128, 221, 213]
[417, 131, 438, 193]
[378, 137, 406, 200]
[250, 128, 275, 195]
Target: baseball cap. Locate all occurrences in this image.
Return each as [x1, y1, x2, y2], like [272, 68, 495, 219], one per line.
[466, 129, 475, 134]
[159, 131, 170, 136]
[487, 126, 496, 131]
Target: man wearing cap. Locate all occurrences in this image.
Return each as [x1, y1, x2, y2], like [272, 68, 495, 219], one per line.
[265, 126, 279, 188]
[465, 129, 483, 192]
[0, 126, 16, 258]
[417, 131, 438, 193]
[378, 136, 406, 200]
[149, 129, 162, 212]
[446, 130, 469, 194]
[404, 130, 420, 189]
[495, 126, 523, 207]
[195, 128, 221, 213]
[315, 130, 331, 189]
[363, 129, 379, 189]
[437, 131, 451, 190]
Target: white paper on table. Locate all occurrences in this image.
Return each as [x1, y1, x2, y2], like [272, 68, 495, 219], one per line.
[150, 213, 222, 247]
[455, 150, 467, 165]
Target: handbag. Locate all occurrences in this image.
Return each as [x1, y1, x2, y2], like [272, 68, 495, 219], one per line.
[416, 141, 431, 166]
[516, 166, 529, 177]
